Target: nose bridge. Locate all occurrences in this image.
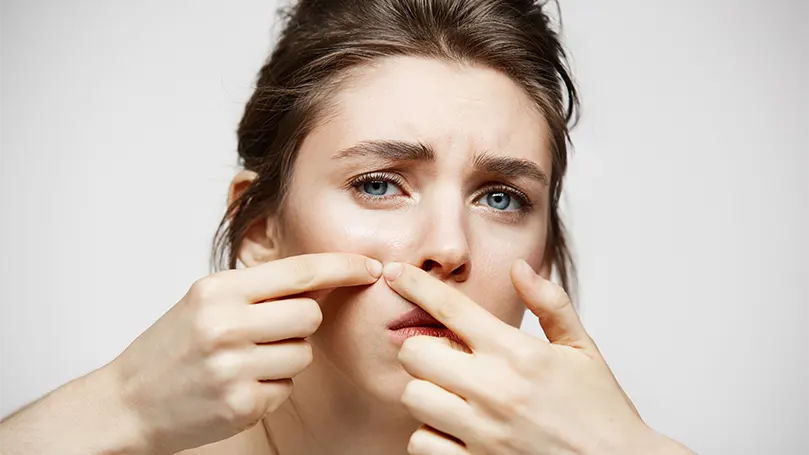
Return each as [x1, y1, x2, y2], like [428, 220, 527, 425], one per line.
[413, 187, 471, 281]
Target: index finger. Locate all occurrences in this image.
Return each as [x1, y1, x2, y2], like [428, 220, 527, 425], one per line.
[383, 263, 519, 351]
[233, 253, 382, 302]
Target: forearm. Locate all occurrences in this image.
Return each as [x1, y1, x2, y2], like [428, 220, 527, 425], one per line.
[0, 365, 150, 455]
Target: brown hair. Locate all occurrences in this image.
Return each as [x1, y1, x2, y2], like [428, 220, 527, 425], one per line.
[213, 0, 579, 295]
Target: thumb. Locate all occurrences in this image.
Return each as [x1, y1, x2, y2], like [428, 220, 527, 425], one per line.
[511, 259, 593, 350]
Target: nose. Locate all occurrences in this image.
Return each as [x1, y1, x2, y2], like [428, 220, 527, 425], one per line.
[412, 205, 471, 283]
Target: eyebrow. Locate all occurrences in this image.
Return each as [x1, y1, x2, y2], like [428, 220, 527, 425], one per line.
[333, 139, 548, 187]
[472, 152, 549, 187]
[332, 140, 435, 162]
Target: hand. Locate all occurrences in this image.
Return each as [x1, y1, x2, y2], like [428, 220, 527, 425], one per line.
[383, 260, 681, 455]
[107, 253, 382, 454]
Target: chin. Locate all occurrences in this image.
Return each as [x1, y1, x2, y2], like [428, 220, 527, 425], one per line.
[346, 363, 420, 424]
[327, 333, 416, 407]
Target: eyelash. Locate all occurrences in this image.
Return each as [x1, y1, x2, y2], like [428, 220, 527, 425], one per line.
[347, 172, 535, 217]
[474, 183, 533, 212]
[347, 172, 408, 201]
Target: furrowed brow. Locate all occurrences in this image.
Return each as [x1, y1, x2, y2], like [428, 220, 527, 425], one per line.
[472, 152, 549, 187]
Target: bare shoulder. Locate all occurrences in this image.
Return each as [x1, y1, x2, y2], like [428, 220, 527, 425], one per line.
[176, 424, 271, 455]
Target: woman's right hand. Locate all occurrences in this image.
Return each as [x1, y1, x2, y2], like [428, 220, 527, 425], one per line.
[107, 253, 383, 455]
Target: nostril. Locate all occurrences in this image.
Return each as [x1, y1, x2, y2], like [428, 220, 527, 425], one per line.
[421, 260, 437, 272]
[421, 260, 468, 281]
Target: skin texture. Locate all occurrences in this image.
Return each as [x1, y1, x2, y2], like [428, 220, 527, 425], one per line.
[276, 56, 551, 400]
[241, 56, 554, 454]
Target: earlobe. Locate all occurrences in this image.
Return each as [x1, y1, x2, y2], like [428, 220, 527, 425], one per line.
[228, 170, 281, 267]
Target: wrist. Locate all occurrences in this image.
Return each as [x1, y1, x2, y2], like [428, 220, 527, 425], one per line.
[88, 362, 154, 455]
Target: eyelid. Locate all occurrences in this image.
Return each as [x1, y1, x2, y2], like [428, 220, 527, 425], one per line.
[473, 183, 534, 209]
[346, 171, 409, 193]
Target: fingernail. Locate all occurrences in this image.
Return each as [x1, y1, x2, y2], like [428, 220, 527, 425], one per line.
[383, 262, 403, 282]
[366, 258, 383, 277]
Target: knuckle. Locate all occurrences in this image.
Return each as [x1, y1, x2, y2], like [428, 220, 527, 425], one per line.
[206, 352, 243, 386]
[508, 343, 543, 367]
[341, 254, 358, 275]
[194, 309, 242, 352]
[489, 377, 532, 418]
[290, 259, 317, 292]
[546, 282, 573, 311]
[189, 274, 226, 303]
[434, 300, 458, 322]
[222, 383, 264, 424]
[482, 423, 514, 450]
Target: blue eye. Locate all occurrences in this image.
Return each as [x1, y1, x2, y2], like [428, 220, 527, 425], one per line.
[354, 175, 403, 197]
[362, 181, 390, 196]
[479, 191, 522, 211]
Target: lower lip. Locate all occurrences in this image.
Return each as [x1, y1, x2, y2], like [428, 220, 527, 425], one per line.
[388, 326, 466, 347]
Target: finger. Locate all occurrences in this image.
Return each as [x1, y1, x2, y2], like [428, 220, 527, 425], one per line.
[401, 379, 476, 445]
[511, 259, 593, 349]
[258, 378, 294, 414]
[398, 336, 480, 400]
[248, 339, 314, 380]
[243, 298, 322, 342]
[408, 424, 470, 455]
[383, 263, 518, 351]
[235, 253, 382, 302]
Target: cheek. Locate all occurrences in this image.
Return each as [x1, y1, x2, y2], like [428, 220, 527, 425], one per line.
[279, 189, 414, 263]
[465, 225, 547, 327]
[477, 224, 547, 269]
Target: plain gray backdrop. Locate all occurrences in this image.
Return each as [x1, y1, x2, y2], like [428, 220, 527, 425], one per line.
[1, 1, 807, 453]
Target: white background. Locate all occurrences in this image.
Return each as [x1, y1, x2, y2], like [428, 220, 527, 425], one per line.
[1, 1, 807, 453]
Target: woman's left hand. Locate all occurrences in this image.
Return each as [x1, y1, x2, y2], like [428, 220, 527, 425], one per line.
[382, 260, 690, 455]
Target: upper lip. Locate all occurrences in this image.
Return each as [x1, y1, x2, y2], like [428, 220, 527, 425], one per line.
[387, 307, 446, 330]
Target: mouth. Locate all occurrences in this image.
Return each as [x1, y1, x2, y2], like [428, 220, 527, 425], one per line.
[387, 307, 467, 349]
[387, 307, 446, 330]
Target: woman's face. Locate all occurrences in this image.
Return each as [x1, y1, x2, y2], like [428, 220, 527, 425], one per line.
[274, 56, 552, 402]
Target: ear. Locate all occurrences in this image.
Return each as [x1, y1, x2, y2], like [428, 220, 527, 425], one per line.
[228, 170, 280, 267]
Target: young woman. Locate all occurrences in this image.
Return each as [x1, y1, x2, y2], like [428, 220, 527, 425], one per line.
[1, 1, 696, 454]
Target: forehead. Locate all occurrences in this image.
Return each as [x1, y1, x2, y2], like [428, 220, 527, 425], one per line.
[304, 56, 551, 170]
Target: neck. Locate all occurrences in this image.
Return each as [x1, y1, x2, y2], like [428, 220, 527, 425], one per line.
[262, 350, 419, 455]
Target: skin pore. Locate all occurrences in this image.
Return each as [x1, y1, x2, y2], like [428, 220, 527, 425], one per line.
[232, 55, 554, 455]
